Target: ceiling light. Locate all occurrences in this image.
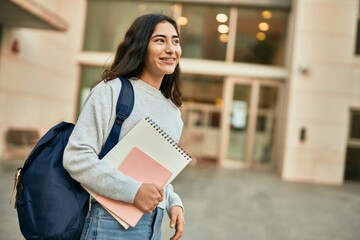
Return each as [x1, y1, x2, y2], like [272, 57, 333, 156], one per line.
[219, 34, 229, 43]
[262, 10, 272, 19]
[216, 13, 228, 23]
[256, 32, 266, 41]
[217, 24, 229, 34]
[258, 22, 269, 31]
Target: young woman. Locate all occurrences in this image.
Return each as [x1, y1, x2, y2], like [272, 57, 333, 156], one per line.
[63, 14, 185, 240]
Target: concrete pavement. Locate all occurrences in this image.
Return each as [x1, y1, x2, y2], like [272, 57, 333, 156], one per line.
[1, 162, 360, 240]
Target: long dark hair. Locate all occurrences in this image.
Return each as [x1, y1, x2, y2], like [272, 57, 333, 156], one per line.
[102, 13, 182, 107]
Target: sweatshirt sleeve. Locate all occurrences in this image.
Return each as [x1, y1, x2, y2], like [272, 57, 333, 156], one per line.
[63, 81, 141, 203]
[165, 184, 184, 216]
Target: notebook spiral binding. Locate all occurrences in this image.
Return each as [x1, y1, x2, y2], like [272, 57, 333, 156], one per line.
[145, 117, 192, 161]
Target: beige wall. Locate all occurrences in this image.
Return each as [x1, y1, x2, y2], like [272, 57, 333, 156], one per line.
[282, 0, 360, 184]
[0, 0, 86, 158]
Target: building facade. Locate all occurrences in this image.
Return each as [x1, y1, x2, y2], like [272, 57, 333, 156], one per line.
[0, 0, 359, 185]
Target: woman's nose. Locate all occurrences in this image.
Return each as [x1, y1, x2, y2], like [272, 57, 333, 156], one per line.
[165, 43, 175, 53]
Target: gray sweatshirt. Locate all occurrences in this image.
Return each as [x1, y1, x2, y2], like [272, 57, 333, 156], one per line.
[63, 78, 183, 214]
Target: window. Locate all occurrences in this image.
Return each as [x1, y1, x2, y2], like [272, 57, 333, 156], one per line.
[83, 1, 289, 65]
[84, 0, 173, 52]
[181, 74, 224, 104]
[234, 8, 288, 66]
[349, 110, 360, 140]
[345, 109, 360, 181]
[180, 4, 229, 60]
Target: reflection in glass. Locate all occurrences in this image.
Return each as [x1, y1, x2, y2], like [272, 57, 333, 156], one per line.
[181, 74, 223, 104]
[253, 86, 278, 165]
[227, 85, 251, 162]
[179, 103, 221, 162]
[180, 4, 229, 60]
[234, 8, 288, 66]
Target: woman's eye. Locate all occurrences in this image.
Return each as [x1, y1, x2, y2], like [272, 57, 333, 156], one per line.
[173, 39, 180, 45]
[155, 38, 165, 43]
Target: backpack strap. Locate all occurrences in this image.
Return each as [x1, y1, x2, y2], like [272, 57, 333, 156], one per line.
[98, 77, 134, 159]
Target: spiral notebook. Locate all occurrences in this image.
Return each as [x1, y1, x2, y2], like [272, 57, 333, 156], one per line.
[103, 117, 192, 186]
[86, 117, 192, 228]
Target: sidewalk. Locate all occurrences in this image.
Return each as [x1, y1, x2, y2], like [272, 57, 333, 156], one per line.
[1, 163, 360, 240]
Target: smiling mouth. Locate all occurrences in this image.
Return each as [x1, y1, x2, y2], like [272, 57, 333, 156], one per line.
[160, 57, 176, 61]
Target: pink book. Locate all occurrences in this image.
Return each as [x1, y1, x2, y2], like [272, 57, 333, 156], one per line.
[93, 147, 172, 228]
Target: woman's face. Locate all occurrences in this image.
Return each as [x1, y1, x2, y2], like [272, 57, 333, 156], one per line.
[142, 21, 182, 80]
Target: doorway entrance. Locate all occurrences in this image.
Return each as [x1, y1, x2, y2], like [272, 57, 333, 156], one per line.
[220, 77, 283, 169]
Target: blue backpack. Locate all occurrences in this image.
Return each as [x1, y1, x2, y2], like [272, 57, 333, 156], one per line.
[14, 77, 134, 240]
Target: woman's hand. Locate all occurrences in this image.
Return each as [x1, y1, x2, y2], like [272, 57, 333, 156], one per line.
[133, 183, 163, 213]
[169, 205, 185, 240]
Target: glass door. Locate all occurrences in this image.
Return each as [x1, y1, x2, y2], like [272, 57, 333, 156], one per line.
[227, 84, 251, 164]
[253, 85, 278, 167]
[221, 77, 281, 169]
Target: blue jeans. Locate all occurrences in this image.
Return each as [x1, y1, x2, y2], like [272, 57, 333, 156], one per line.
[80, 202, 163, 240]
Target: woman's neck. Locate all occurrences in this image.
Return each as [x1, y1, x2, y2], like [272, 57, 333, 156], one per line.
[138, 73, 163, 90]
